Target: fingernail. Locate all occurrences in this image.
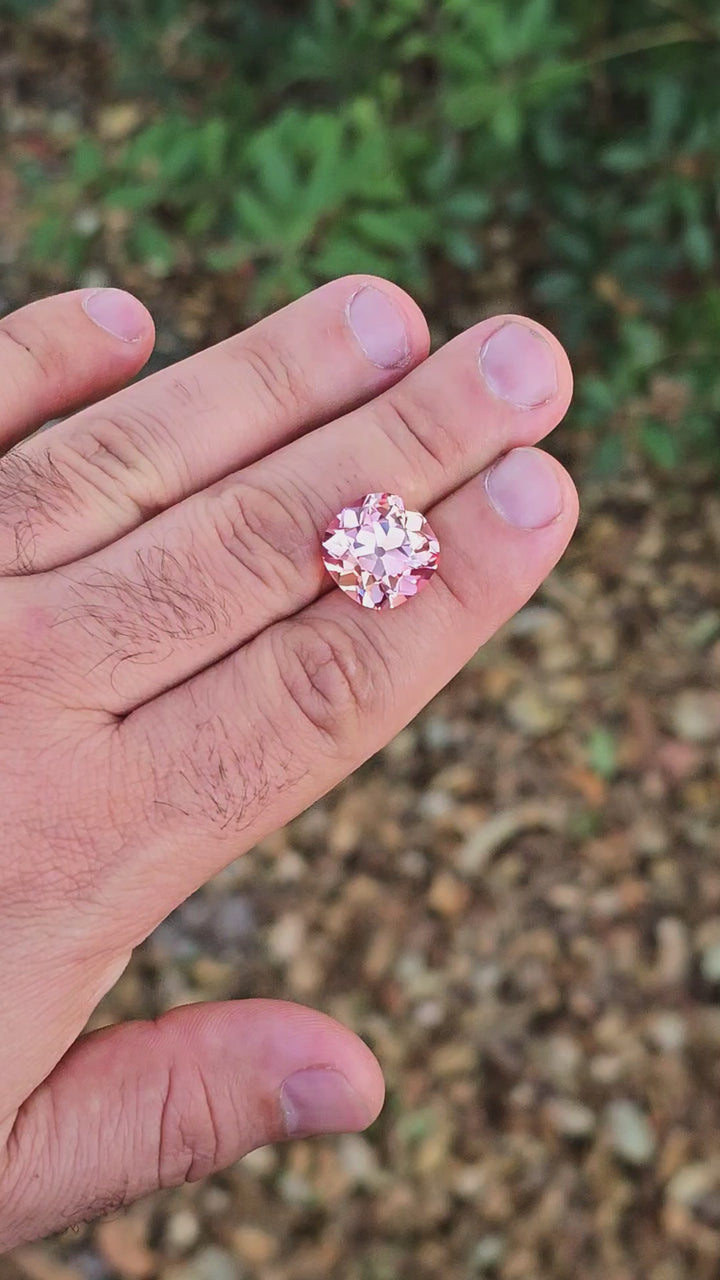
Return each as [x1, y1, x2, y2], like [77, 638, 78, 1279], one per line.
[480, 321, 558, 408]
[280, 1067, 373, 1138]
[347, 286, 410, 370]
[485, 447, 564, 530]
[82, 288, 148, 342]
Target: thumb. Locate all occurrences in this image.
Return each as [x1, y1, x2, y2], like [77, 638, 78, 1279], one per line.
[0, 999, 384, 1249]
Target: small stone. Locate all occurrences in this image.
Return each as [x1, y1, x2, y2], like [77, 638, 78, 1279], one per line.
[201, 1185, 233, 1214]
[230, 1227, 278, 1266]
[537, 1034, 582, 1087]
[414, 998, 445, 1028]
[336, 1133, 382, 1187]
[545, 1097, 596, 1139]
[631, 814, 669, 857]
[240, 1145, 278, 1177]
[506, 686, 569, 736]
[471, 1235, 506, 1272]
[96, 1214, 155, 1279]
[322, 492, 440, 609]
[72, 207, 101, 236]
[589, 1054, 623, 1085]
[667, 1161, 719, 1206]
[647, 1012, 687, 1053]
[272, 849, 307, 882]
[278, 1169, 318, 1207]
[418, 789, 453, 820]
[606, 1099, 657, 1167]
[669, 689, 720, 742]
[165, 1210, 201, 1252]
[212, 894, 256, 944]
[97, 102, 143, 139]
[427, 871, 471, 917]
[267, 911, 305, 962]
[167, 1248, 243, 1280]
[701, 942, 720, 983]
[655, 917, 690, 985]
[384, 727, 418, 763]
[423, 716, 453, 749]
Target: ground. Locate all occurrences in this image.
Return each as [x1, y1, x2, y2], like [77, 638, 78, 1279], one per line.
[3, 9, 720, 1279]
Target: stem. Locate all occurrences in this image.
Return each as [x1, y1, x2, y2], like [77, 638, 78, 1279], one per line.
[586, 21, 709, 67]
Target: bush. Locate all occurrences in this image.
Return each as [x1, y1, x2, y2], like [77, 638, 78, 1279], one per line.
[10, 0, 720, 468]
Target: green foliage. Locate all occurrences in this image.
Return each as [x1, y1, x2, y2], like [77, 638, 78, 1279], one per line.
[586, 727, 619, 780]
[14, 0, 720, 466]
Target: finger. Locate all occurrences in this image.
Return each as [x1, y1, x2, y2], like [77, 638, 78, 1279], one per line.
[0, 276, 429, 573]
[0, 289, 155, 448]
[43, 316, 572, 713]
[96, 448, 578, 936]
[0, 999, 383, 1249]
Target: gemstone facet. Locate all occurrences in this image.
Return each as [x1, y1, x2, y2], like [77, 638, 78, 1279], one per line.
[322, 493, 440, 610]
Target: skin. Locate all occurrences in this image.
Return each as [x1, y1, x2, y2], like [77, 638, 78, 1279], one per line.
[0, 277, 578, 1249]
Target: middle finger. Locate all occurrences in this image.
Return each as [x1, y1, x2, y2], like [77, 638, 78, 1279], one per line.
[33, 315, 571, 713]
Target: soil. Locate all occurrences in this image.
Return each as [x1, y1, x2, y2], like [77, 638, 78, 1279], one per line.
[2, 6, 720, 1279]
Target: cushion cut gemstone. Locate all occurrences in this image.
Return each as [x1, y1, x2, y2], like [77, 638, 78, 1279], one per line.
[322, 493, 440, 610]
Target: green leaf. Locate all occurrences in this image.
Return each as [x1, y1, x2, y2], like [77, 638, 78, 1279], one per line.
[641, 421, 680, 470]
[580, 376, 619, 417]
[201, 118, 229, 181]
[103, 184, 159, 211]
[204, 242, 253, 271]
[586, 727, 618, 780]
[601, 143, 648, 174]
[28, 212, 65, 260]
[534, 270, 578, 304]
[232, 188, 280, 242]
[591, 435, 625, 478]
[443, 190, 491, 222]
[684, 222, 714, 273]
[620, 319, 666, 372]
[127, 217, 176, 273]
[353, 206, 433, 251]
[73, 138, 106, 184]
[160, 133, 204, 181]
[444, 227, 482, 269]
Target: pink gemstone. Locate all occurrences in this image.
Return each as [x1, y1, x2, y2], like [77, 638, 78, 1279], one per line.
[322, 493, 440, 610]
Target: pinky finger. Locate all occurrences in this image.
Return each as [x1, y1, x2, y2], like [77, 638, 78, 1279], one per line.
[0, 288, 155, 447]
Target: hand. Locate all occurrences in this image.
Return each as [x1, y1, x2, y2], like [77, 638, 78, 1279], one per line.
[0, 278, 577, 1247]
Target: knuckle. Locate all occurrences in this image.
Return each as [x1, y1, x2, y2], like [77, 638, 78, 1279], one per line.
[65, 406, 181, 521]
[57, 543, 231, 665]
[208, 477, 318, 599]
[0, 317, 67, 386]
[0, 446, 76, 572]
[147, 703, 271, 835]
[378, 386, 462, 476]
[157, 1060, 225, 1187]
[236, 332, 313, 421]
[274, 615, 382, 750]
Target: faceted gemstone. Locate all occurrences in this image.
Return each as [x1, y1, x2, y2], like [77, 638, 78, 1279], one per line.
[322, 492, 440, 610]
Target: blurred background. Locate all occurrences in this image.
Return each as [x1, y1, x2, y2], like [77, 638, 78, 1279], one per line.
[1, 0, 720, 1277]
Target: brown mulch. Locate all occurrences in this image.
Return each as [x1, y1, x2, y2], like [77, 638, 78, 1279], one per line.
[3, 7, 720, 1279]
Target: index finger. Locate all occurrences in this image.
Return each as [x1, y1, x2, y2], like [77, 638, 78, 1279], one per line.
[0, 277, 429, 573]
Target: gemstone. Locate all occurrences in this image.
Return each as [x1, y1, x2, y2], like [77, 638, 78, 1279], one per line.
[322, 492, 440, 610]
